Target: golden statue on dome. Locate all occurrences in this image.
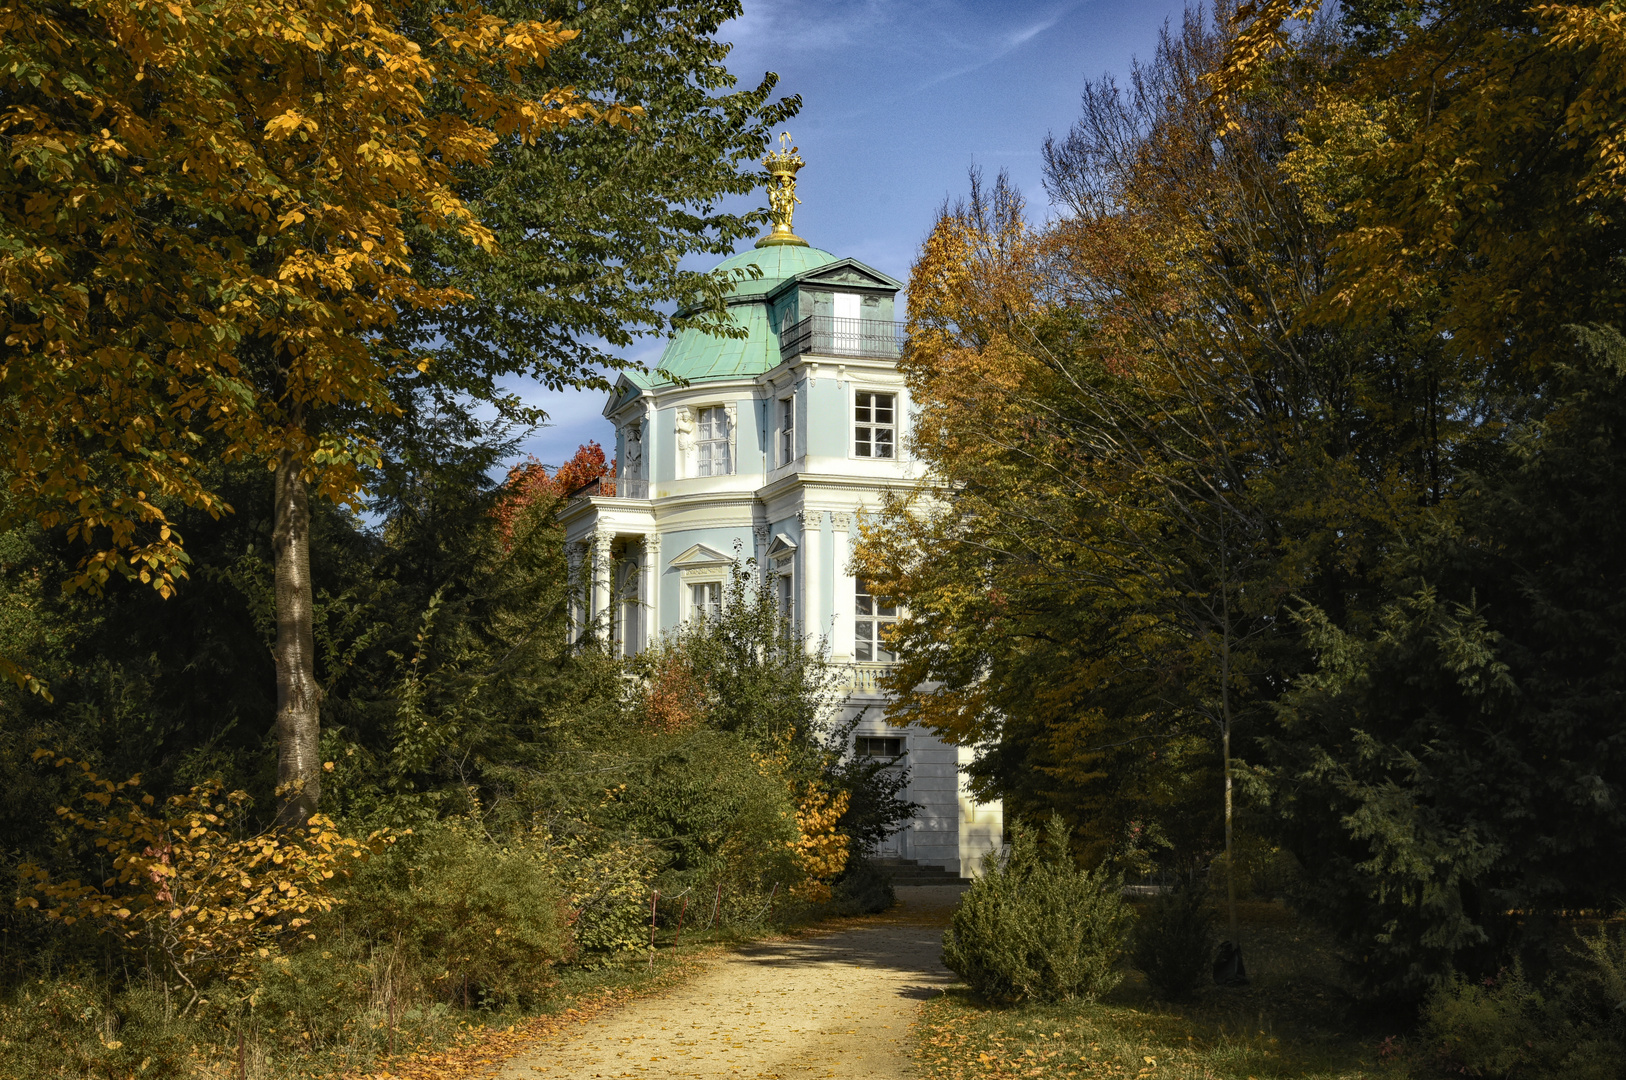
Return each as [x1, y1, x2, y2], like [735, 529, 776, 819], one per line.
[757, 132, 809, 248]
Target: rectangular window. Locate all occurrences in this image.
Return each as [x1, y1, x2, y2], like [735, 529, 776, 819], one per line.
[775, 569, 794, 625]
[855, 736, 904, 759]
[696, 406, 731, 476]
[854, 579, 898, 662]
[689, 581, 722, 621]
[854, 392, 895, 459]
[618, 559, 641, 658]
[779, 396, 795, 467]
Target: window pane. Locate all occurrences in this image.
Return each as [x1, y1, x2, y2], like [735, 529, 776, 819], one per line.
[874, 395, 894, 422]
[874, 429, 894, 458]
[855, 428, 872, 456]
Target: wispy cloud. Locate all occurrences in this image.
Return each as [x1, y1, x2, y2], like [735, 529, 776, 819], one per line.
[910, 1, 1082, 92]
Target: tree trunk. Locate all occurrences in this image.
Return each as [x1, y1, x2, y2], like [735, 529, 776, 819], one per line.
[1219, 519, 1239, 947]
[273, 448, 321, 828]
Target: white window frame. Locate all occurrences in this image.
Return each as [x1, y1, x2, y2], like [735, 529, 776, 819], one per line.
[777, 394, 795, 468]
[853, 389, 898, 460]
[854, 578, 899, 662]
[695, 405, 732, 477]
[686, 578, 724, 623]
[615, 558, 641, 658]
[772, 554, 795, 624]
[855, 734, 905, 760]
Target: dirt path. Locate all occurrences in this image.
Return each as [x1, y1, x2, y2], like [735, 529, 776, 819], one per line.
[496, 885, 966, 1080]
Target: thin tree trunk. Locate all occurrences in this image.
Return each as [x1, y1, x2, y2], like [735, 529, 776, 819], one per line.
[1219, 517, 1239, 947]
[273, 448, 321, 828]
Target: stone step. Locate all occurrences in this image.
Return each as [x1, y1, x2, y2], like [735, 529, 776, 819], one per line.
[873, 858, 970, 887]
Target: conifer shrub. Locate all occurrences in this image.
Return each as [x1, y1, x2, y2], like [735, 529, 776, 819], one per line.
[942, 817, 1131, 1004]
[831, 857, 896, 916]
[1130, 880, 1215, 1001]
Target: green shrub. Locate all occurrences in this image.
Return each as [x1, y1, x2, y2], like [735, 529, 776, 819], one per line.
[831, 857, 896, 916]
[537, 832, 663, 959]
[340, 820, 568, 1007]
[250, 936, 375, 1051]
[1423, 964, 1551, 1078]
[1422, 926, 1626, 1080]
[0, 980, 199, 1079]
[1131, 880, 1215, 1001]
[942, 817, 1131, 1005]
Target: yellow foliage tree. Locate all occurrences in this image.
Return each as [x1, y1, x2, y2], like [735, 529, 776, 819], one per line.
[786, 784, 850, 903]
[17, 754, 388, 1008]
[0, 0, 637, 820]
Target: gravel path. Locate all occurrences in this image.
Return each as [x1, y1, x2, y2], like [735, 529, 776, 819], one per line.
[496, 885, 966, 1080]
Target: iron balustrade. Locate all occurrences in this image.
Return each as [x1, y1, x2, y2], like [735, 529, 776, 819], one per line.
[567, 477, 649, 500]
[779, 316, 905, 362]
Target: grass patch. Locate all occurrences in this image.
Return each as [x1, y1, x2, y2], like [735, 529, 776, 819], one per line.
[914, 901, 1416, 1080]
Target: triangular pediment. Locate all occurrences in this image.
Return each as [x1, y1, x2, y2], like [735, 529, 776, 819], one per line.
[764, 258, 904, 301]
[765, 533, 798, 559]
[602, 375, 648, 418]
[669, 543, 735, 569]
[796, 258, 903, 291]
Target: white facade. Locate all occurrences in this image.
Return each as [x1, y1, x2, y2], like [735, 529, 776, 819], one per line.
[558, 241, 1002, 876]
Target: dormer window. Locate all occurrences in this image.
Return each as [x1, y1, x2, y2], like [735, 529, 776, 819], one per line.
[854, 392, 896, 459]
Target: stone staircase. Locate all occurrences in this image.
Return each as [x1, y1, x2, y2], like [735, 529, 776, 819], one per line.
[872, 857, 970, 887]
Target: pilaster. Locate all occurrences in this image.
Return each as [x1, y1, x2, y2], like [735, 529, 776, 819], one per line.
[830, 512, 854, 662]
[798, 509, 824, 653]
[640, 533, 660, 652]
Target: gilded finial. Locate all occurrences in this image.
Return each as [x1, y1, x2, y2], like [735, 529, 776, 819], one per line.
[757, 131, 809, 248]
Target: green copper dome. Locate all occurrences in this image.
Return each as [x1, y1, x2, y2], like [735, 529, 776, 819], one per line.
[709, 244, 839, 301]
[633, 245, 840, 387]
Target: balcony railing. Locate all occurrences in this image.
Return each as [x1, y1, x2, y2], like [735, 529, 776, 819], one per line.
[838, 662, 895, 695]
[567, 477, 649, 501]
[779, 316, 905, 362]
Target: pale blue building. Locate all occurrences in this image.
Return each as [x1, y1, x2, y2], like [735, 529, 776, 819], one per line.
[560, 145, 1001, 876]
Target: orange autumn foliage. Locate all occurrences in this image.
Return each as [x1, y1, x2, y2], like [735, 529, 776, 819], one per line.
[493, 441, 614, 541]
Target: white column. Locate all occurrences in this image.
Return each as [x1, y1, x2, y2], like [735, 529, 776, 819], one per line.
[591, 531, 612, 641]
[644, 401, 657, 495]
[641, 533, 660, 652]
[799, 509, 824, 654]
[830, 512, 853, 662]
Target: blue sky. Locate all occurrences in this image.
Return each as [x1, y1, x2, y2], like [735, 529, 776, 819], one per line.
[515, 0, 1188, 469]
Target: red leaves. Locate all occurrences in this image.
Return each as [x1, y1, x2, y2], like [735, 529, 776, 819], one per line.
[491, 441, 613, 541]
